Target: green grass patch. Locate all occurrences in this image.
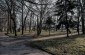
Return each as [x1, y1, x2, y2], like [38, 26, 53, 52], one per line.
[30, 35, 85, 55]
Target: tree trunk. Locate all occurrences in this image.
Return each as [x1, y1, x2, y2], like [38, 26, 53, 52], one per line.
[65, 0, 69, 37]
[22, 0, 24, 35]
[49, 25, 51, 36]
[29, 12, 32, 32]
[77, 10, 80, 35]
[23, 10, 29, 31]
[81, 5, 85, 34]
[7, 11, 10, 34]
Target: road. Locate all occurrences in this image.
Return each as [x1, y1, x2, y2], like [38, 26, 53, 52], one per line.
[0, 32, 82, 55]
[0, 44, 50, 55]
[0, 33, 50, 55]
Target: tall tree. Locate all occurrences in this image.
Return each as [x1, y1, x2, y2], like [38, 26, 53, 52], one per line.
[54, 0, 78, 37]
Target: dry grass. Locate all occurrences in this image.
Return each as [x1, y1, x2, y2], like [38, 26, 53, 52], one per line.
[31, 35, 85, 55]
[37, 30, 77, 38]
[7, 29, 77, 38]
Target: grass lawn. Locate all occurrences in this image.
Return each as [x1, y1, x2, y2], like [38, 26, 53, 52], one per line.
[39, 29, 77, 37]
[7, 31, 36, 37]
[30, 35, 85, 55]
[7, 29, 77, 38]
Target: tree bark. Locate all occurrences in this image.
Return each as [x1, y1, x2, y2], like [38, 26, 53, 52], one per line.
[22, 0, 24, 35]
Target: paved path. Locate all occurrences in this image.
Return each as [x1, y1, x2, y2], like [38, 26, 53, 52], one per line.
[0, 43, 50, 55]
[0, 32, 82, 55]
[30, 32, 82, 41]
[0, 32, 50, 55]
[0, 32, 82, 46]
[0, 40, 50, 55]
